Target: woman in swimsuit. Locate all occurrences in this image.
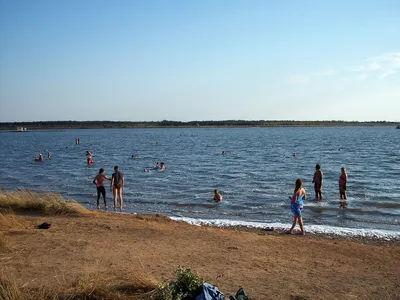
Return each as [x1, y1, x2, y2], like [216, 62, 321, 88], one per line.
[287, 178, 307, 235]
[93, 168, 111, 209]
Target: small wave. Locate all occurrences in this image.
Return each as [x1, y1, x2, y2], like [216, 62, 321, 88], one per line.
[171, 217, 400, 239]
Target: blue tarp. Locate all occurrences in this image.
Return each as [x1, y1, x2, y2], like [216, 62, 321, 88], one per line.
[196, 283, 224, 300]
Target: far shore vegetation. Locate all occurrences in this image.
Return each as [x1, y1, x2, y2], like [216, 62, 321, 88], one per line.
[0, 120, 399, 130]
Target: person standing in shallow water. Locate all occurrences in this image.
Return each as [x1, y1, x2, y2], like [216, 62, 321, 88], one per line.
[312, 164, 323, 200]
[339, 167, 348, 200]
[93, 168, 111, 209]
[111, 166, 124, 211]
[287, 178, 307, 235]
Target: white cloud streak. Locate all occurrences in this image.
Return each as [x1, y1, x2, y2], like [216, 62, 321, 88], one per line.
[286, 52, 400, 84]
[350, 52, 400, 79]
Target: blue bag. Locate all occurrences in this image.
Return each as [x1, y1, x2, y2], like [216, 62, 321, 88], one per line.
[196, 283, 224, 300]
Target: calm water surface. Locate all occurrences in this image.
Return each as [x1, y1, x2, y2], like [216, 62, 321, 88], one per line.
[0, 127, 399, 237]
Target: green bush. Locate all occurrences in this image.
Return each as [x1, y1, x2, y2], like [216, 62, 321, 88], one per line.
[154, 267, 204, 300]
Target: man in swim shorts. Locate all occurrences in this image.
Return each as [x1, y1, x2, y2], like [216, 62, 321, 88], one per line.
[111, 166, 124, 210]
[312, 164, 323, 200]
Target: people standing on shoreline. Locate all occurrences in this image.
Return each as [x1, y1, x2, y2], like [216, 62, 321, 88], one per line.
[111, 166, 124, 211]
[93, 168, 111, 209]
[339, 167, 348, 200]
[312, 164, 323, 200]
[287, 178, 307, 235]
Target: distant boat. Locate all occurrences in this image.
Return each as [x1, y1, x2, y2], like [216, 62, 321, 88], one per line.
[15, 127, 28, 132]
[396, 125, 400, 129]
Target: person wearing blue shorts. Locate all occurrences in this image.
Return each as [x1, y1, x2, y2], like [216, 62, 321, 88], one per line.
[287, 178, 307, 235]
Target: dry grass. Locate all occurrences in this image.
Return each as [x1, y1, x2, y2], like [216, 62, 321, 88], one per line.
[0, 273, 23, 300]
[0, 211, 28, 229]
[0, 271, 159, 300]
[0, 190, 92, 216]
[0, 232, 9, 253]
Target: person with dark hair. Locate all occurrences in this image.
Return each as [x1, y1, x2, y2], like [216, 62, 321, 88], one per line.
[339, 167, 348, 200]
[287, 178, 307, 235]
[93, 168, 111, 209]
[213, 189, 223, 202]
[111, 166, 124, 211]
[312, 164, 323, 200]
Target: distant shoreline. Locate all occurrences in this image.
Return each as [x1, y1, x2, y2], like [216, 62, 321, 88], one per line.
[0, 120, 399, 130]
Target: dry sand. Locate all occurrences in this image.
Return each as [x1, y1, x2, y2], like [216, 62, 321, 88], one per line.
[1, 212, 399, 299]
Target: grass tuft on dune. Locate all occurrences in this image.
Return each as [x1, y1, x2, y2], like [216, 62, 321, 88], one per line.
[0, 190, 92, 216]
[0, 270, 180, 300]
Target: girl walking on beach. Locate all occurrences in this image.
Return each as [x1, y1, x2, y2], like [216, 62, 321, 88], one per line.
[287, 178, 307, 235]
[93, 168, 111, 209]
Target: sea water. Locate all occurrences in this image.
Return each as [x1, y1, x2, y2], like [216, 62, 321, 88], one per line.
[0, 127, 399, 238]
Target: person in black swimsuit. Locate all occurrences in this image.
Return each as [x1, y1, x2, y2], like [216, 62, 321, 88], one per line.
[111, 166, 124, 211]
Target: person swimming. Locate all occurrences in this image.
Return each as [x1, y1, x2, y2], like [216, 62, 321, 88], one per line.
[213, 189, 223, 202]
[34, 154, 44, 162]
[144, 162, 165, 172]
[87, 156, 94, 164]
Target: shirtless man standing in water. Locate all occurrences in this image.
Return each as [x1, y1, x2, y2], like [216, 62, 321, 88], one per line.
[111, 166, 124, 210]
[312, 164, 323, 200]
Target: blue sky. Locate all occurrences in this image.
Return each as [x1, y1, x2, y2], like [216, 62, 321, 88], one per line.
[0, 0, 399, 122]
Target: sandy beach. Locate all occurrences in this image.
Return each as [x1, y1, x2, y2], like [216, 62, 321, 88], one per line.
[1, 204, 399, 300]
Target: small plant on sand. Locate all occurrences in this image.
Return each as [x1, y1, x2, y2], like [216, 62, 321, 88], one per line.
[154, 267, 204, 300]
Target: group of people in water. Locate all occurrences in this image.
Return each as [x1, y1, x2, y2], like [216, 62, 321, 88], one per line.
[34, 138, 350, 235]
[288, 164, 348, 235]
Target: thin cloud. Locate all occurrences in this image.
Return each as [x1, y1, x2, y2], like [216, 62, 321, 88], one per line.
[285, 75, 310, 84]
[350, 52, 400, 79]
[310, 69, 337, 76]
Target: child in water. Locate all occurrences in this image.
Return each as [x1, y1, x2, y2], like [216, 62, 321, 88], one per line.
[213, 189, 223, 202]
[312, 164, 323, 200]
[339, 167, 348, 200]
[287, 178, 307, 235]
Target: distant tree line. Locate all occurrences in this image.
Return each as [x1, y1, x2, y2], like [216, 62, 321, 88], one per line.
[0, 120, 398, 130]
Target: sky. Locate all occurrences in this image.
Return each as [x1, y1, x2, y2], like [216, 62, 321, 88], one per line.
[0, 0, 399, 122]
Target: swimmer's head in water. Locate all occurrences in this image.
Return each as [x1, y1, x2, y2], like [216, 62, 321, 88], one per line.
[99, 168, 104, 174]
